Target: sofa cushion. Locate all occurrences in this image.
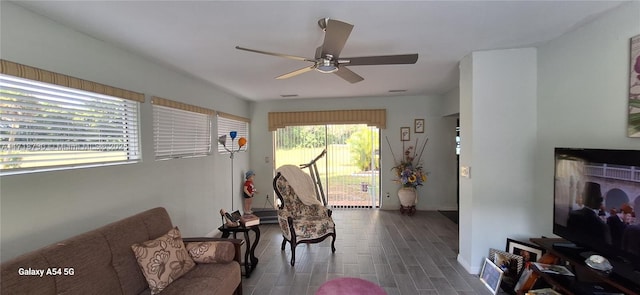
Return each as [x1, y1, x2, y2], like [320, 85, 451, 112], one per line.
[155, 262, 241, 295]
[101, 208, 172, 295]
[185, 241, 235, 263]
[0, 253, 56, 295]
[131, 227, 195, 295]
[46, 230, 124, 294]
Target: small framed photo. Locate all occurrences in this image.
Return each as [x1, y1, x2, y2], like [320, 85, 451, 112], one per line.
[479, 257, 504, 295]
[414, 119, 424, 133]
[506, 238, 545, 266]
[400, 127, 410, 141]
[489, 248, 524, 290]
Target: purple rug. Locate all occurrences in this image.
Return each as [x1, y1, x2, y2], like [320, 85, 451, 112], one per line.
[315, 277, 387, 295]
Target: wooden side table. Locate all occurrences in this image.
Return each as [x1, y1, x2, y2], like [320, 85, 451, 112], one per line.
[218, 224, 260, 278]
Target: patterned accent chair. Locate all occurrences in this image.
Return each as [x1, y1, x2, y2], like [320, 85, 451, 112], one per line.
[273, 171, 336, 266]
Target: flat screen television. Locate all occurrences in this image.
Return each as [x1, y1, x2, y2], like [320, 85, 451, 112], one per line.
[553, 147, 640, 286]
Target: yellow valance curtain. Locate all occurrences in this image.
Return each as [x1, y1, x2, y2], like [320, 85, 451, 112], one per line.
[0, 59, 145, 102]
[268, 109, 386, 131]
[151, 96, 215, 115]
[217, 111, 250, 123]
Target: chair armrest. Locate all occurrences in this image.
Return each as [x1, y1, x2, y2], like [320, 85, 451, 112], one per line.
[183, 237, 244, 264]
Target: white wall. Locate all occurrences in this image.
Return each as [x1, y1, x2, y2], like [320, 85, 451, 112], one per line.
[0, 2, 250, 261]
[442, 87, 461, 117]
[458, 54, 474, 272]
[535, 1, 640, 237]
[458, 48, 538, 273]
[248, 95, 459, 211]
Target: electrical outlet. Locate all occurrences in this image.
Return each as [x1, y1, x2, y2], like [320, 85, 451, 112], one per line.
[385, 192, 390, 198]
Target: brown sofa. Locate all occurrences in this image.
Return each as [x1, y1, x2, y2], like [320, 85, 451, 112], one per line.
[0, 207, 242, 295]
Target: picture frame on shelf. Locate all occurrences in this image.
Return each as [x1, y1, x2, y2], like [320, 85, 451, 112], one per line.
[401, 127, 410, 141]
[414, 119, 424, 133]
[513, 268, 535, 294]
[506, 238, 545, 267]
[479, 257, 504, 295]
[489, 248, 524, 281]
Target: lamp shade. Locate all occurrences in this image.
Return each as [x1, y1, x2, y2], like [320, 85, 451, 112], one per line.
[218, 135, 227, 146]
[229, 131, 237, 140]
[238, 137, 247, 147]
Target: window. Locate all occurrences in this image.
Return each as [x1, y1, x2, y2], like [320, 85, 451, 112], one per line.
[0, 74, 141, 175]
[152, 96, 213, 160]
[217, 112, 249, 154]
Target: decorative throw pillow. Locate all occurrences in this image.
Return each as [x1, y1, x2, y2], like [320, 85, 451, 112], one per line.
[131, 227, 195, 295]
[185, 241, 235, 263]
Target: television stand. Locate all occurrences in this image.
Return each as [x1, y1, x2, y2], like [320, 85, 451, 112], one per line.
[528, 238, 639, 295]
[551, 242, 583, 251]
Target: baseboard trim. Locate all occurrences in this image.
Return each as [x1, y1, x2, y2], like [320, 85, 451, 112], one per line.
[457, 253, 480, 275]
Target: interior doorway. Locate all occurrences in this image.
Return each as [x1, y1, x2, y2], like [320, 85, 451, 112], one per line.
[274, 124, 380, 208]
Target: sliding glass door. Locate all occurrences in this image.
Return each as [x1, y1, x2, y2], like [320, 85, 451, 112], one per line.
[274, 124, 380, 208]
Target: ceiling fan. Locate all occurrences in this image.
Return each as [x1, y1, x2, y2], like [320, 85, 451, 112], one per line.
[235, 18, 418, 83]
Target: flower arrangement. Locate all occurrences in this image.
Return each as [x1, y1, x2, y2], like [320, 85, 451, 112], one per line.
[387, 137, 428, 188]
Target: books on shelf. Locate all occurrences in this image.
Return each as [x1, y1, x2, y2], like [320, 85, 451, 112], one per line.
[532, 262, 575, 276]
[240, 214, 260, 226]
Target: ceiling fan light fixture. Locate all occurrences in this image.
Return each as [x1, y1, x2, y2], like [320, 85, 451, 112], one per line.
[316, 65, 338, 73]
[316, 56, 338, 73]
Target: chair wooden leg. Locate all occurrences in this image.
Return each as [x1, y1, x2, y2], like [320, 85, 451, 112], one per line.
[281, 238, 287, 251]
[330, 233, 336, 253]
[290, 242, 296, 266]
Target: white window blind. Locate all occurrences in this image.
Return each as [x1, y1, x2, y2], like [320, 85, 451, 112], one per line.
[0, 74, 141, 175]
[153, 101, 212, 160]
[217, 113, 249, 154]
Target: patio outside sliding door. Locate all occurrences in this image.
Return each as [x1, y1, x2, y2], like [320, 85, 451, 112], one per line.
[274, 124, 380, 208]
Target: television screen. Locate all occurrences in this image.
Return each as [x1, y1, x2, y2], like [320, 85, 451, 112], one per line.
[553, 148, 640, 282]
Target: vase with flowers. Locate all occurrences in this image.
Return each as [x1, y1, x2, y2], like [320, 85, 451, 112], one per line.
[387, 137, 428, 215]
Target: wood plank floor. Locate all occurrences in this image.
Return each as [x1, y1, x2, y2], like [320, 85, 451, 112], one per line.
[237, 209, 496, 295]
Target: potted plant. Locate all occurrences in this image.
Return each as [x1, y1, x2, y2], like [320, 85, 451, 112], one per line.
[388, 138, 428, 215]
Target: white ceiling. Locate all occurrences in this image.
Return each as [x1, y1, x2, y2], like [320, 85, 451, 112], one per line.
[12, 1, 627, 102]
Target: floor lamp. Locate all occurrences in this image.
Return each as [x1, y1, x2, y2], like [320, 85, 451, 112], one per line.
[218, 131, 247, 210]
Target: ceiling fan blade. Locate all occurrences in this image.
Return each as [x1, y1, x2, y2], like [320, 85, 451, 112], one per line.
[340, 54, 419, 66]
[275, 66, 315, 80]
[334, 67, 364, 84]
[315, 46, 323, 59]
[321, 19, 353, 57]
[236, 46, 314, 62]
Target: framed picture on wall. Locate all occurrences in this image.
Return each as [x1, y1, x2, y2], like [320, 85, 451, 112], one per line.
[629, 34, 640, 137]
[401, 127, 410, 141]
[414, 119, 424, 133]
